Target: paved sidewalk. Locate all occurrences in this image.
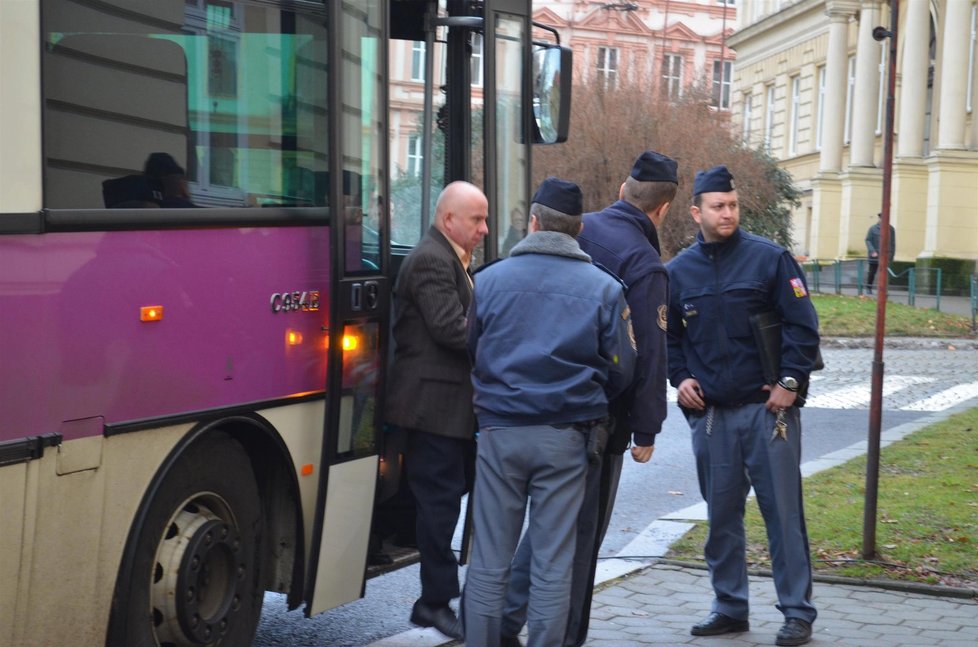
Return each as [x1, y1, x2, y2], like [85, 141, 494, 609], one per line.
[585, 561, 977, 647]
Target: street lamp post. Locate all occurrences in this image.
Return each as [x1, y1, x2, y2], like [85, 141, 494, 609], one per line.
[863, 0, 899, 561]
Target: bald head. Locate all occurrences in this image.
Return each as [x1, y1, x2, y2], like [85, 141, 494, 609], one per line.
[434, 181, 489, 254]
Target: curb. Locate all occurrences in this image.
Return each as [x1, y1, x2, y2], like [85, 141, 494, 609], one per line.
[821, 336, 978, 350]
[656, 559, 978, 600]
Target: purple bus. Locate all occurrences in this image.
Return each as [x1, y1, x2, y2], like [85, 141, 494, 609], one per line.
[0, 1, 570, 645]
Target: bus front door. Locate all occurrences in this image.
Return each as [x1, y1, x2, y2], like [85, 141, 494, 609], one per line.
[305, 0, 390, 616]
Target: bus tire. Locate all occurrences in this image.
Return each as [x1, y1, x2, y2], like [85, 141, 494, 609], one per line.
[107, 432, 265, 647]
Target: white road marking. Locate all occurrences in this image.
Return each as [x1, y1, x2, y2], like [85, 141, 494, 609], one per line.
[798, 375, 933, 409]
[900, 382, 978, 411]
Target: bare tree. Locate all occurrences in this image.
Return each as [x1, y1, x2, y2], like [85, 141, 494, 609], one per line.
[532, 81, 799, 260]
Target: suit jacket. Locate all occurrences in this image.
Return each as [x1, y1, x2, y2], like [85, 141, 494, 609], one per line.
[386, 226, 476, 439]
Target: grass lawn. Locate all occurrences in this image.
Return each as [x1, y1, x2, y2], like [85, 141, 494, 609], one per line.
[812, 293, 976, 338]
[665, 407, 978, 589]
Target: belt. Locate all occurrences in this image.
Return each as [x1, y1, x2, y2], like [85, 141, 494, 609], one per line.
[704, 391, 769, 408]
[552, 417, 607, 431]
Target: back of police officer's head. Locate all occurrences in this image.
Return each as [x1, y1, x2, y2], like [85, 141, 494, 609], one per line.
[622, 150, 678, 214]
[529, 177, 584, 237]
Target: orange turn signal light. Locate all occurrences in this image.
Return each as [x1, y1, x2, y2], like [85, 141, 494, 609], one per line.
[140, 306, 164, 322]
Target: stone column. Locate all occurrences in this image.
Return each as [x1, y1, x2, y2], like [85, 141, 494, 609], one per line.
[849, 0, 881, 167]
[936, 0, 971, 150]
[920, 3, 978, 269]
[819, 2, 858, 172]
[812, 1, 858, 260]
[897, 0, 930, 158]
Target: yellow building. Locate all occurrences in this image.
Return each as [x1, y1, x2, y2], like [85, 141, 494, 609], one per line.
[729, 0, 978, 288]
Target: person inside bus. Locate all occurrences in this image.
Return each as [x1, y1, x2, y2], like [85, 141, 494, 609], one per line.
[385, 180, 489, 641]
[500, 206, 526, 256]
[143, 151, 196, 208]
[462, 177, 635, 647]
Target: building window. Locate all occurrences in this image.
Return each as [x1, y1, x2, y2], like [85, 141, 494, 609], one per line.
[713, 60, 732, 110]
[742, 92, 752, 143]
[789, 76, 800, 156]
[877, 40, 887, 134]
[597, 46, 618, 90]
[471, 33, 483, 87]
[816, 64, 826, 151]
[764, 84, 775, 153]
[406, 134, 422, 177]
[411, 41, 425, 82]
[208, 36, 237, 97]
[662, 54, 683, 99]
[844, 55, 855, 144]
[968, 5, 976, 113]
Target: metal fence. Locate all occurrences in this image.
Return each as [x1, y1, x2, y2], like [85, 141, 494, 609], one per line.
[801, 259, 978, 332]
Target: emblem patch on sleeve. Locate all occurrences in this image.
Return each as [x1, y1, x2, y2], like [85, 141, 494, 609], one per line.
[657, 304, 668, 331]
[789, 277, 808, 298]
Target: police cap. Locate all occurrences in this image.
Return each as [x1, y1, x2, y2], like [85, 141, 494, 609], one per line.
[532, 177, 583, 216]
[693, 165, 735, 195]
[630, 150, 678, 184]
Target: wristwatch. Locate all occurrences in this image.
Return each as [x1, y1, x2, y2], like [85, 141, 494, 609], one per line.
[778, 376, 800, 392]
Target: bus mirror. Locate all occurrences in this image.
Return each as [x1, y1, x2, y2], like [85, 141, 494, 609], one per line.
[532, 44, 572, 144]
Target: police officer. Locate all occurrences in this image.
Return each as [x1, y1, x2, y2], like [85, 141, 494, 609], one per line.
[498, 151, 677, 647]
[463, 177, 636, 647]
[666, 166, 820, 647]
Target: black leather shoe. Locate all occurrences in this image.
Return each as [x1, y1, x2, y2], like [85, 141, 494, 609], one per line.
[690, 612, 749, 636]
[776, 618, 812, 646]
[409, 600, 463, 640]
[500, 634, 523, 647]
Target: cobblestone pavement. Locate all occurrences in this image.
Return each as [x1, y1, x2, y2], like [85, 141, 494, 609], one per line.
[808, 340, 978, 411]
[586, 562, 978, 647]
[663, 337, 978, 413]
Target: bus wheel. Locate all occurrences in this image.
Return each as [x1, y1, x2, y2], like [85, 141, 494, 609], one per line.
[107, 433, 264, 647]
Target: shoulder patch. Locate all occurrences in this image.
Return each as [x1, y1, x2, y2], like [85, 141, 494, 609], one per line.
[657, 304, 668, 331]
[789, 277, 808, 298]
[620, 306, 637, 350]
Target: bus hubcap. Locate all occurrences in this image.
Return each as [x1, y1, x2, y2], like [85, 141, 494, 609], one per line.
[153, 504, 246, 644]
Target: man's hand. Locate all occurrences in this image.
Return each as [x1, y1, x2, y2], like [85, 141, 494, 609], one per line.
[631, 444, 654, 463]
[677, 378, 706, 410]
[762, 383, 798, 412]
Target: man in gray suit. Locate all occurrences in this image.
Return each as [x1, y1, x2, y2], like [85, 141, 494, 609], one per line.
[386, 181, 489, 640]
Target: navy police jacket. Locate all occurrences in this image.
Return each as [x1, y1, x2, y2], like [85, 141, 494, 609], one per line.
[467, 231, 637, 428]
[665, 228, 820, 405]
[578, 200, 669, 447]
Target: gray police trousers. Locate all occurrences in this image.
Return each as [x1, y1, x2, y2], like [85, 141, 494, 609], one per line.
[463, 424, 587, 647]
[689, 403, 817, 624]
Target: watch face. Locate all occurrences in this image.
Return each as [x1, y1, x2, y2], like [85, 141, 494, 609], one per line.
[782, 377, 799, 389]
